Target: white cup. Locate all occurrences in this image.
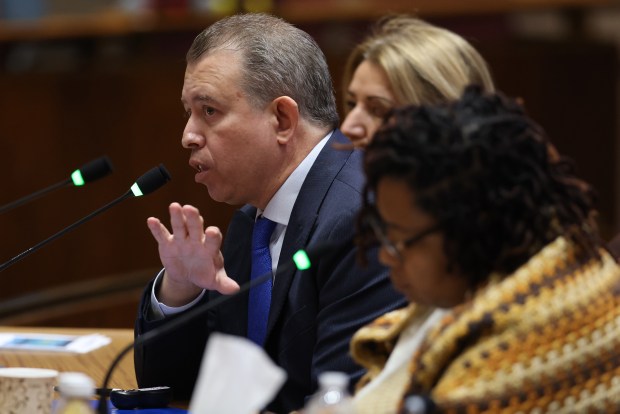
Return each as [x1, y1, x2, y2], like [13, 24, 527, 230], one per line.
[0, 367, 59, 414]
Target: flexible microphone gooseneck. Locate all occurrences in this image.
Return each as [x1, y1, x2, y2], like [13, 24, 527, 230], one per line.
[0, 156, 114, 215]
[96, 240, 347, 414]
[0, 164, 171, 273]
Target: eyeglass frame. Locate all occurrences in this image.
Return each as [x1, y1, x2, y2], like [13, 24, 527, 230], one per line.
[362, 208, 442, 260]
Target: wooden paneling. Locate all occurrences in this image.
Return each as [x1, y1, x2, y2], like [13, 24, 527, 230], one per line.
[0, 0, 613, 42]
[279, 0, 615, 22]
[0, 64, 237, 322]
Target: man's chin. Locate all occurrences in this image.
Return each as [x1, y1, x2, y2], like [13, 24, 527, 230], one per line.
[206, 187, 239, 206]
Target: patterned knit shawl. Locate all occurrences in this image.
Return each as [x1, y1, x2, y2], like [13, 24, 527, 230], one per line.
[351, 237, 620, 413]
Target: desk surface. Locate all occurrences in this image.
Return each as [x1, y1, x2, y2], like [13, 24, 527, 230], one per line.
[0, 326, 137, 390]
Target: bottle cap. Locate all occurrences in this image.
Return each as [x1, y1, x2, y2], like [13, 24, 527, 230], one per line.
[318, 371, 349, 389]
[57, 372, 95, 398]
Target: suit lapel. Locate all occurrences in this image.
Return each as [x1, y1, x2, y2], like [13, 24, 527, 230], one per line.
[220, 206, 256, 335]
[266, 131, 354, 340]
[225, 206, 256, 285]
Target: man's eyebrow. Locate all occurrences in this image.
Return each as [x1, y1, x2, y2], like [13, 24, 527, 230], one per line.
[181, 94, 221, 108]
[193, 95, 217, 104]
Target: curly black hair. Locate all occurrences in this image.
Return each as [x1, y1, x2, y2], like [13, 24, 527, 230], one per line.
[358, 85, 601, 287]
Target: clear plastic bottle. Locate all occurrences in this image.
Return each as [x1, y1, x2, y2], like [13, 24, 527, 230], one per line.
[53, 372, 96, 414]
[304, 371, 356, 414]
[400, 395, 435, 414]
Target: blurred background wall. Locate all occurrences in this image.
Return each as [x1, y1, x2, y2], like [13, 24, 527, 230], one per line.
[0, 0, 618, 328]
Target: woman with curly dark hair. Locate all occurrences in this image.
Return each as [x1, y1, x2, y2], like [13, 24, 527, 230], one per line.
[349, 86, 620, 413]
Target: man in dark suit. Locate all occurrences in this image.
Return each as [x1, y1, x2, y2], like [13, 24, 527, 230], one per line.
[134, 13, 405, 413]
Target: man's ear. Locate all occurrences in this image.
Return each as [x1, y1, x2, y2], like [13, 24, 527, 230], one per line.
[271, 96, 299, 145]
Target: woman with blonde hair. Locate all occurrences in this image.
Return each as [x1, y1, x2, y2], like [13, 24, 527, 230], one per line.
[341, 15, 495, 147]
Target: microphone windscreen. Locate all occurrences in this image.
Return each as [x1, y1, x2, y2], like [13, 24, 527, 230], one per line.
[74, 156, 114, 185]
[76, 155, 113, 185]
[132, 164, 172, 196]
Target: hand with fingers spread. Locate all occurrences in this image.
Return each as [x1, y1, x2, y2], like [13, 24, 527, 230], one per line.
[146, 202, 240, 306]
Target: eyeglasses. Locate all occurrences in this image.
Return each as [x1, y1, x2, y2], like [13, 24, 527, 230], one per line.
[363, 209, 441, 260]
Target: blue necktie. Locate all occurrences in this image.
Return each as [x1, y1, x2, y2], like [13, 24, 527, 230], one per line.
[247, 216, 277, 346]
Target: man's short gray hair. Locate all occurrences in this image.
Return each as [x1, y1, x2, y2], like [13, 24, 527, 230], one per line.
[187, 13, 339, 129]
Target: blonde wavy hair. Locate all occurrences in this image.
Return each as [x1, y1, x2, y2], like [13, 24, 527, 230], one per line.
[343, 15, 495, 110]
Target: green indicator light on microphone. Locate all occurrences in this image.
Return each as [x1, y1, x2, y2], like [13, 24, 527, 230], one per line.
[71, 170, 85, 186]
[293, 250, 311, 270]
[131, 183, 143, 197]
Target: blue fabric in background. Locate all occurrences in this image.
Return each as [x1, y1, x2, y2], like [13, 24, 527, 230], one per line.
[2, 0, 45, 19]
[89, 400, 188, 413]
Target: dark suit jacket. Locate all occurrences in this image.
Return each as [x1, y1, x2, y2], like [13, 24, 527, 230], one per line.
[134, 130, 406, 413]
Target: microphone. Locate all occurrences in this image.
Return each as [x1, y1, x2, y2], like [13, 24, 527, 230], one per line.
[0, 156, 114, 214]
[0, 164, 171, 273]
[96, 239, 349, 414]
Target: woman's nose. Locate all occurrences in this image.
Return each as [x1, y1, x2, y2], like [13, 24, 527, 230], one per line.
[341, 109, 367, 143]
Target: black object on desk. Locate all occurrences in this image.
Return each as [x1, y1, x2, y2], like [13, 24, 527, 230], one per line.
[110, 386, 173, 410]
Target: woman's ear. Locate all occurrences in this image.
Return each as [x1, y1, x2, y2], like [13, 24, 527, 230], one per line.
[271, 96, 299, 145]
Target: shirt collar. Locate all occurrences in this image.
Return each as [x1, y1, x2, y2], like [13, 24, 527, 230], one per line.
[258, 131, 332, 225]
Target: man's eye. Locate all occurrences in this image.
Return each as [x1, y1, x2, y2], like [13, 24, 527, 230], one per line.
[345, 100, 356, 111]
[204, 106, 216, 116]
